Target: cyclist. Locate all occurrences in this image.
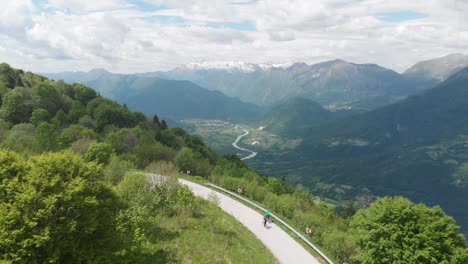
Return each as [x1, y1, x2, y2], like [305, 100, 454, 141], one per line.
[265, 210, 271, 222]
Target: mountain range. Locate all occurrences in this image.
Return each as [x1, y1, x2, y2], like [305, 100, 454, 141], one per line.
[151, 59, 410, 110]
[45, 54, 468, 114]
[148, 54, 467, 110]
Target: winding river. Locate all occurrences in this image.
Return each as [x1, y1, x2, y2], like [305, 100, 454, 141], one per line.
[232, 129, 258, 160]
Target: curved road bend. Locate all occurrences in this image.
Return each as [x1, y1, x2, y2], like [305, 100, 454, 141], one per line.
[232, 129, 257, 160]
[179, 179, 321, 264]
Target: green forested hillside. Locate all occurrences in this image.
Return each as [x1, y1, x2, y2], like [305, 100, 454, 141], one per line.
[251, 67, 468, 233]
[1, 63, 467, 264]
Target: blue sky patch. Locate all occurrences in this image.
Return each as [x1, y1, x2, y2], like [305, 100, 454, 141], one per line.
[206, 21, 256, 31]
[126, 0, 168, 12]
[376, 11, 429, 22]
[144, 15, 189, 27]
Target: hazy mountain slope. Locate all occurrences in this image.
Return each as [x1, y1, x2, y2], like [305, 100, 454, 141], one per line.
[121, 79, 262, 120]
[403, 53, 468, 89]
[157, 66, 301, 106]
[257, 97, 360, 137]
[251, 67, 468, 231]
[43, 70, 262, 120]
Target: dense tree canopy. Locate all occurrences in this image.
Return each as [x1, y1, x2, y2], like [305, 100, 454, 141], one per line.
[0, 151, 124, 264]
[350, 197, 468, 264]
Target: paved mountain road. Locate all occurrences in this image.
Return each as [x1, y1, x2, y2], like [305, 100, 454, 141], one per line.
[179, 179, 321, 264]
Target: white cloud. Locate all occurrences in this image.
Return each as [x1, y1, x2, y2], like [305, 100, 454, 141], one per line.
[0, 0, 34, 37]
[0, 0, 467, 73]
[268, 30, 295, 42]
[47, 0, 132, 13]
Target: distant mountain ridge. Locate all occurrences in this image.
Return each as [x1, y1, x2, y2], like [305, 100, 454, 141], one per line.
[43, 71, 262, 120]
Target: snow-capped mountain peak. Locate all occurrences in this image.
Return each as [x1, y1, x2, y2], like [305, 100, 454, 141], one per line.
[179, 61, 258, 73]
[176, 61, 294, 73]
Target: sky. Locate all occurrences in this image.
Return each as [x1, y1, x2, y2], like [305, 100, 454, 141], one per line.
[0, 0, 467, 73]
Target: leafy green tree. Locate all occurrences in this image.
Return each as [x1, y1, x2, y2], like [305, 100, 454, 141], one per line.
[104, 155, 136, 185]
[34, 122, 58, 152]
[94, 103, 128, 130]
[134, 141, 176, 168]
[0, 149, 25, 202]
[85, 142, 115, 165]
[72, 83, 97, 105]
[52, 109, 68, 126]
[0, 81, 8, 106]
[58, 124, 97, 148]
[267, 177, 290, 195]
[175, 147, 211, 176]
[71, 138, 97, 155]
[0, 124, 12, 143]
[175, 185, 194, 213]
[339, 202, 357, 219]
[1, 123, 36, 153]
[349, 196, 468, 264]
[114, 173, 176, 262]
[145, 160, 180, 176]
[105, 127, 142, 153]
[0, 90, 32, 124]
[30, 108, 50, 126]
[68, 100, 87, 122]
[31, 82, 64, 115]
[0, 63, 16, 89]
[78, 115, 96, 129]
[0, 151, 124, 263]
